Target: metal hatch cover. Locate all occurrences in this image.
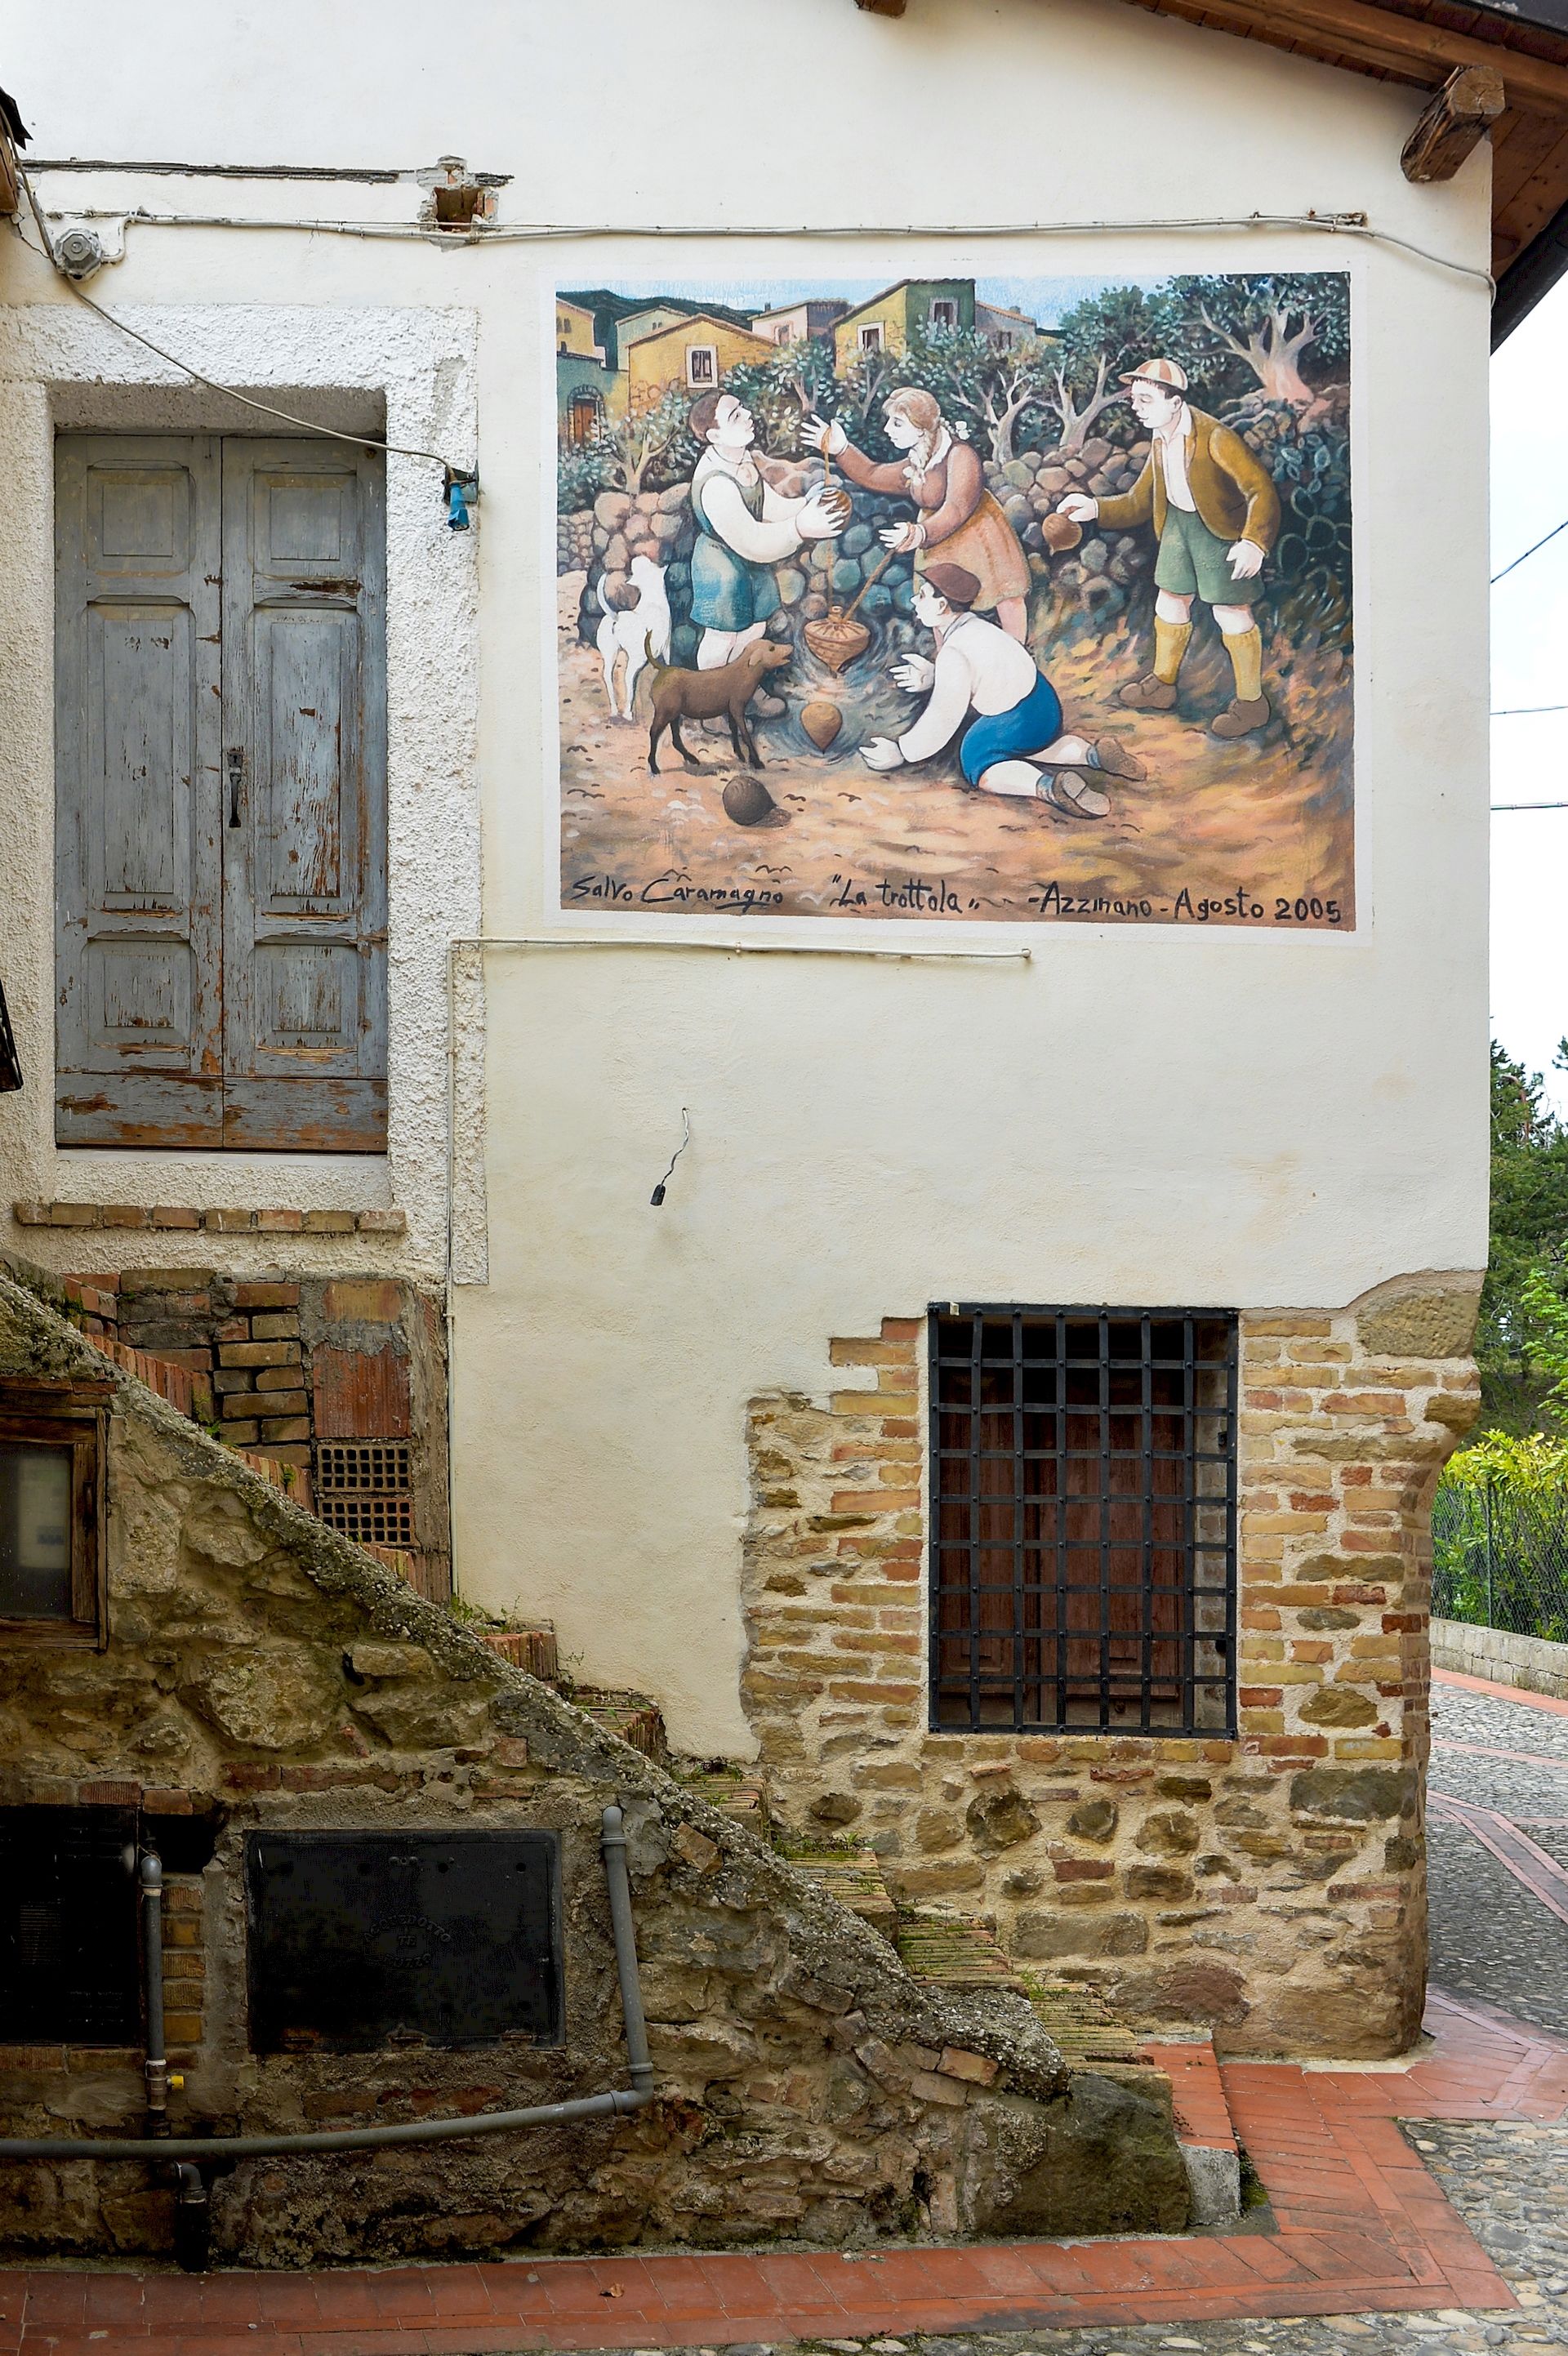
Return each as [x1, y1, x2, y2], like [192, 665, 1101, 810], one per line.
[245, 1829, 563, 2052]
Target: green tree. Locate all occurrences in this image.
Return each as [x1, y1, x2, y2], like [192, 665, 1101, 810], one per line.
[724, 341, 839, 461]
[1037, 284, 1164, 451]
[889, 326, 1060, 465]
[1156, 272, 1350, 408]
[1476, 1038, 1568, 1432]
[581, 385, 695, 497]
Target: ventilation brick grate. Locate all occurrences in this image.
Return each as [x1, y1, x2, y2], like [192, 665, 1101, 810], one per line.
[314, 1441, 415, 1550]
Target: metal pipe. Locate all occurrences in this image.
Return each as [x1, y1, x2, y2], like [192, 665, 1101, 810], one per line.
[0, 1806, 655, 2164]
[599, 1805, 654, 2094]
[0, 2085, 650, 2163]
[139, 1848, 167, 2134]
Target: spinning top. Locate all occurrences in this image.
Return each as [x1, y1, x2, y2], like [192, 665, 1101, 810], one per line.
[722, 773, 783, 827]
[801, 697, 843, 751]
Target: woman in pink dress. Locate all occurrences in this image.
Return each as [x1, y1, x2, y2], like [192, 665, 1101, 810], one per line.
[811, 387, 1031, 641]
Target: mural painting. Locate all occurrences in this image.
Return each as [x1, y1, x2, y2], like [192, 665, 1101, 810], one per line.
[554, 272, 1353, 927]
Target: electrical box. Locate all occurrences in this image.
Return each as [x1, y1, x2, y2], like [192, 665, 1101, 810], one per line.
[0, 1806, 140, 2042]
[245, 1829, 563, 2051]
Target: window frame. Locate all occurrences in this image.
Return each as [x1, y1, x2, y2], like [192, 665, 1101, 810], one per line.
[929, 299, 958, 330]
[685, 344, 718, 388]
[858, 322, 885, 354]
[0, 1382, 109, 1649]
[926, 1303, 1239, 1739]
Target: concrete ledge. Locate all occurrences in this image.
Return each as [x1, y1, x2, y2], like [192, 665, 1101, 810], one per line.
[1432, 1616, 1568, 1701]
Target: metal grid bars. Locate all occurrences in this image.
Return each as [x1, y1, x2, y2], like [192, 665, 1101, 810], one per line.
[929, 1307, 1238, 1735]
[314, 1440, 415, 1551]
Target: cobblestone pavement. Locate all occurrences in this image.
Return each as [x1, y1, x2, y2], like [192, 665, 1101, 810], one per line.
[1428, 1679, 1568, 2038]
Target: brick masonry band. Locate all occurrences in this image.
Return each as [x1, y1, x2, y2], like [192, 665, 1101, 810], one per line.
[11, 1204, 407, 1235]
[743, 1280, 1483, 2056]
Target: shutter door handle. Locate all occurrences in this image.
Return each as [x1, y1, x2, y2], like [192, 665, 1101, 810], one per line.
[226, 746, 244, 827]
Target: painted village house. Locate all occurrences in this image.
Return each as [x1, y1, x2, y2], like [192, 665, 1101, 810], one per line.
[0, 0, 1557, 2272]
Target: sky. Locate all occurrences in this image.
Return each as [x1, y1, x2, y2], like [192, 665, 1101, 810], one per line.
[1491, 285, 1568, 1112]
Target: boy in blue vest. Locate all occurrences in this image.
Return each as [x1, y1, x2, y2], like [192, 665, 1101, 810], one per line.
[688, 390, 844, 698]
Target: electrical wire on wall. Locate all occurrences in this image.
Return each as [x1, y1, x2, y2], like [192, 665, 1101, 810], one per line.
[8, 164, 479, 519]
[10, 147, 1490, 529]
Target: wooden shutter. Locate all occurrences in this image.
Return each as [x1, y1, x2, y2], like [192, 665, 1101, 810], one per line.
[55, 435, 224, 1145]
[220, 440, 387, 1151]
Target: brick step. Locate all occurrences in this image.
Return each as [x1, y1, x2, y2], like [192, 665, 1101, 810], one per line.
[573, 1688, 668, 1763]
[895, 1907, 1028, 1990]
[476, 1624, 562, 1684]
[1019, 1971, 1152, 2064]
[786, 1843, 899, 1944]
[670, 1765, 772, 1838]
[235, 1448, 314, 1514]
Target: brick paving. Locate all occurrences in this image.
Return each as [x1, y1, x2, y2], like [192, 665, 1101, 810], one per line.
[8, 1668, 1568, 2354]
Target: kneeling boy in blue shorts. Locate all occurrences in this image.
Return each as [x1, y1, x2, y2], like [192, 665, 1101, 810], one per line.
[861, 563, 1143, 819]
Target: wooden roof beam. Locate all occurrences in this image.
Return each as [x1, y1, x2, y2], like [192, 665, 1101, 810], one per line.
[1121, 0, 1568, 115]
[1402, 65, 1506, 181]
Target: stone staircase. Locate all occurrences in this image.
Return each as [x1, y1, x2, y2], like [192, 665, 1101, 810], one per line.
[51, 1277, 1231, 2190]
[663, 1755, 1182, 2097]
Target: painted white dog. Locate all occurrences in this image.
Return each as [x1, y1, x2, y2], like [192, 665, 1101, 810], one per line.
[596, 554, 671, 719]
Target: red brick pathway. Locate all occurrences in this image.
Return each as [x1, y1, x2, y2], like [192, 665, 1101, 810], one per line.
[2, 1989, 1563, 2354]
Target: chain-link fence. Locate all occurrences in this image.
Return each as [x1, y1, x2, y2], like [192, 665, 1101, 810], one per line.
[1432, 1477, 1568, 1641]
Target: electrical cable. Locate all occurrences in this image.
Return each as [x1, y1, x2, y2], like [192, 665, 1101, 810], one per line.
[20, 180, 1495, 290]
[1492, 516, 1568, 586]
[649, 1110, 690, 1208]
[1493, 801, 1568, 810]
[1492, 703, 1568, 715]
[11, 169, 462, 472]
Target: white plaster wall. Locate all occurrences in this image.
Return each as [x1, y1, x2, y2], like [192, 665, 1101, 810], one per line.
[0, 0, 1493, 1748]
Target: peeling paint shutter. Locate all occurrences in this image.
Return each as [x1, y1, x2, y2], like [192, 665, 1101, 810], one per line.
[55, 435, 225, 1145]
[220, 440, 387, 1151]
[55, 435, 387, 1153]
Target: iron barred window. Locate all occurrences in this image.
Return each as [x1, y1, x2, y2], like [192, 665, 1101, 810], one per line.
[929, 1307, 1238, 1735]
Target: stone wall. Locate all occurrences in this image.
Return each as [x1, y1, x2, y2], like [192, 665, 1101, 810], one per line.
[742, 1281, 1481, 2060]
[0, 1262, 1187, 2265]
[1431, 1617, 1568, 1702]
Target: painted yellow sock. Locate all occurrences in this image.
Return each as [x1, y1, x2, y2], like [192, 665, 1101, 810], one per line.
[1225, 625, 1263, 703]
[1153, 617, 1192, 684]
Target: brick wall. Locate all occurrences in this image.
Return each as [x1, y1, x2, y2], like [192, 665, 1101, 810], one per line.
[742, 1282, 1481, 2059]
[56, 1267, 449, 1597]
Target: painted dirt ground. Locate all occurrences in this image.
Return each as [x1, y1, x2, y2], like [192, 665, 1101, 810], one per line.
[557, 576, 1355, 929]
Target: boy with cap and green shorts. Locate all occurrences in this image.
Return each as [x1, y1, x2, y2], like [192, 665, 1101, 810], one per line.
[1057, 357, 1281, 739]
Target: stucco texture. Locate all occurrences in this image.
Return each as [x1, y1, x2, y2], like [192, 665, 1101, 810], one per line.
[0, 0, 1492, 1749]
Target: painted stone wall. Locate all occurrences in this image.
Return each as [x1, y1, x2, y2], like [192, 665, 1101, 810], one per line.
[742, 1280, 1481, 2058]
[0, 1263, 1187, 2264]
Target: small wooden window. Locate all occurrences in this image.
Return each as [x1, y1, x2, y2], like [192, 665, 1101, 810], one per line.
[930, 300, 958, 330]
[0, 1383, 109, 1646]
[685, 345, 718, 388]
[858, 323, 884, 354]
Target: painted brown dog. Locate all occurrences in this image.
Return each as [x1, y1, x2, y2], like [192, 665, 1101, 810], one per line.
[646, 636, 792, 774]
